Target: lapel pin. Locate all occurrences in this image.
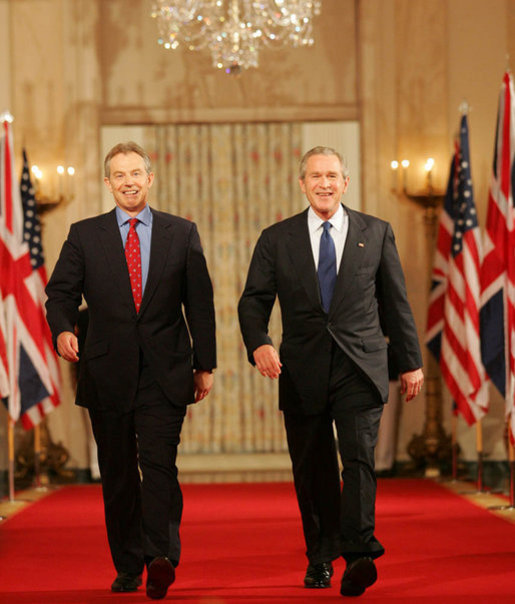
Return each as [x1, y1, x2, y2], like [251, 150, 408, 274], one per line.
[358, 242, 365, 248]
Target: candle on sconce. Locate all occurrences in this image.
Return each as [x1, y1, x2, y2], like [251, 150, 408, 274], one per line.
[68, 167, 75, 199]
[31, 165, 42, 193]
[390, 160, 399, 190]
[57, 165, 65, 197]
[401, 159, 409, 191]
[425, 157, 435, 194]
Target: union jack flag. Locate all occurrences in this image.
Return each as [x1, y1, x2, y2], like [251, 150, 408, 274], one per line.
[480, 71, 515, 443]
[426, 114, 488, 424]
[0, 117, 58, 427]
[19, 149, 62, 427]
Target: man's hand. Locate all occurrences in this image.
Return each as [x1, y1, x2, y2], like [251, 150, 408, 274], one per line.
[253, 344, 282, 379]
[194, 370, 214, 402]
[57, 331, 80, 363]
[400, 368, 424, 402]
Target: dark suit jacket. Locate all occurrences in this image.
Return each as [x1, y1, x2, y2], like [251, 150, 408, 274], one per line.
[238, 205, 422, 415]
[46, 207, 216, 412]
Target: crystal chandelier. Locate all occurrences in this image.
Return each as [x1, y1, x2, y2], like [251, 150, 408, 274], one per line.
[151, 0, 322, 75]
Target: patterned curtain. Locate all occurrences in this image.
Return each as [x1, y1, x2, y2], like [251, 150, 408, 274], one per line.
[142, 123, 305, 453]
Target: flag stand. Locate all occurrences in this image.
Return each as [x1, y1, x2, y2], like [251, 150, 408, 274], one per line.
[475, 420, 485, 493]
[488, 431, 515, 511]
[460, 420, 490, 495]
[451, 415, 459, 481]
[6, 418, 29, 506]
[33, 424, 48, 491]
[8, 417, 15, 502]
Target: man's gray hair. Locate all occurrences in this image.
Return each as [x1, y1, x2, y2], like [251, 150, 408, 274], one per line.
[299, 146, 349, 180]
[104, 141, 152, 178]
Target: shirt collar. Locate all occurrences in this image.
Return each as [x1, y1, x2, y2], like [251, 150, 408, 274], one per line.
[308, 204, 345, 233]
[116, 204, 152, 227]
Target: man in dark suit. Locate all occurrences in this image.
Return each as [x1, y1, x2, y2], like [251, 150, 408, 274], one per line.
[238, 146, 423, 597]
[46, 142, 216, 600]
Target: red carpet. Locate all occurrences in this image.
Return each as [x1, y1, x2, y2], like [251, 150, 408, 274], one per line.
[1, 479, 515, 603]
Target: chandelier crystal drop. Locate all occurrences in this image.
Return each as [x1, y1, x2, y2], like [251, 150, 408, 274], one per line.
[151, 0, 322, 75]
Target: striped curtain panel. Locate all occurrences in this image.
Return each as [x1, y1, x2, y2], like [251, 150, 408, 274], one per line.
[142, 123, 305, 453]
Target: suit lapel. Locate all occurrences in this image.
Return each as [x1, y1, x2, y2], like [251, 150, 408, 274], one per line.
[287, 210, 321, 308]
[139, 210, 174, 315]
[330, 206, 367, 313]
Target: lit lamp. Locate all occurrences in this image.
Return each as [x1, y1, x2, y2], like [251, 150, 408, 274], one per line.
[390, 156, 450, 476]
[390, 159, 410, 192]
[31, 163, 75, 214]
[424, 157, 435, 195]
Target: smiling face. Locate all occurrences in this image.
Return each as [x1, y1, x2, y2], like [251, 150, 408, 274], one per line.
[104, 152, 154, 216]
[299, 154, 349, 220]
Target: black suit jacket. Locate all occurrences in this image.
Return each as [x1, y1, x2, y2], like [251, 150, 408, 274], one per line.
[46, 207, 216, 412]
[238, 205, 422, 415]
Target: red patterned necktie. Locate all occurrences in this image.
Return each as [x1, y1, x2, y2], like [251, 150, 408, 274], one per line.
[125, 218, 142, 312]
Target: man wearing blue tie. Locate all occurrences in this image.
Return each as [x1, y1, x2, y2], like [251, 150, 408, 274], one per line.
[238, 146, 424, 597]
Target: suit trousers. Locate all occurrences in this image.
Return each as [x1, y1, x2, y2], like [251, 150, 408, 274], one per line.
[88, 359, 185, 575]
[283, 342, 385, 565]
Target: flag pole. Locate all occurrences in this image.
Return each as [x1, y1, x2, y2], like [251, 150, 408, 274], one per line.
[508, 437, 515, 507]
[8, 417, 15, 502]
[33, 424, 42, 489]
[476, 419, 484, 492]
[451, 414, 458, 481]
[488, 420, 515, 511]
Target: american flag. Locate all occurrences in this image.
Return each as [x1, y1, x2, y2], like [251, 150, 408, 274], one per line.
[426, 114, 488, 424]
[425, 158, 454, 364]
[19, 149, 61, 428]
[480, 71, 515, 442]
[0, 117, 56, 427]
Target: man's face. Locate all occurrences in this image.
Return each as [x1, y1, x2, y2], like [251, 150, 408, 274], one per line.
[104, 152, 154, 216]
[299, 154, 349, 220]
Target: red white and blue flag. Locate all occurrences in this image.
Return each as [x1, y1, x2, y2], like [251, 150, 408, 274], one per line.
[480, 71, 515, 443]
[0, 116, 58, 427]
[19, 148, 61, 427]
[426, 114, 488, 424]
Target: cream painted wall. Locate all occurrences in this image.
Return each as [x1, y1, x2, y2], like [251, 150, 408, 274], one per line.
[358, 0, 513, 465]
[1, 0, 514, 472]
[446, 0, 510, 462]
[99, 0, 357, 124]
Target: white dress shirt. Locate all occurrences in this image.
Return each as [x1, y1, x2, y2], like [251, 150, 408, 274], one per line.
[307, 204, 349, 272]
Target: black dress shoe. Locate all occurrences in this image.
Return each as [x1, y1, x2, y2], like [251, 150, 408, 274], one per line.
[304, 561, 334, 588]
[340, 557, 377, 597]
[111, 572, 143, 592]
[146, 556, 175, 600]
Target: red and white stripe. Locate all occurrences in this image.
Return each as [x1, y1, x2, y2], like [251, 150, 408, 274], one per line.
[440, 211, 487, 424]
[0, 118, 54, 423]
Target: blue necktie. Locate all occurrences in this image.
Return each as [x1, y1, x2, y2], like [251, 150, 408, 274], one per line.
[318, 221, 337, 313]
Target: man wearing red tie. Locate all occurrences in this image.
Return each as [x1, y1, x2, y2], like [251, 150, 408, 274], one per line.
[238, 146, 423, 597]
[46, 142, 216, 599]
